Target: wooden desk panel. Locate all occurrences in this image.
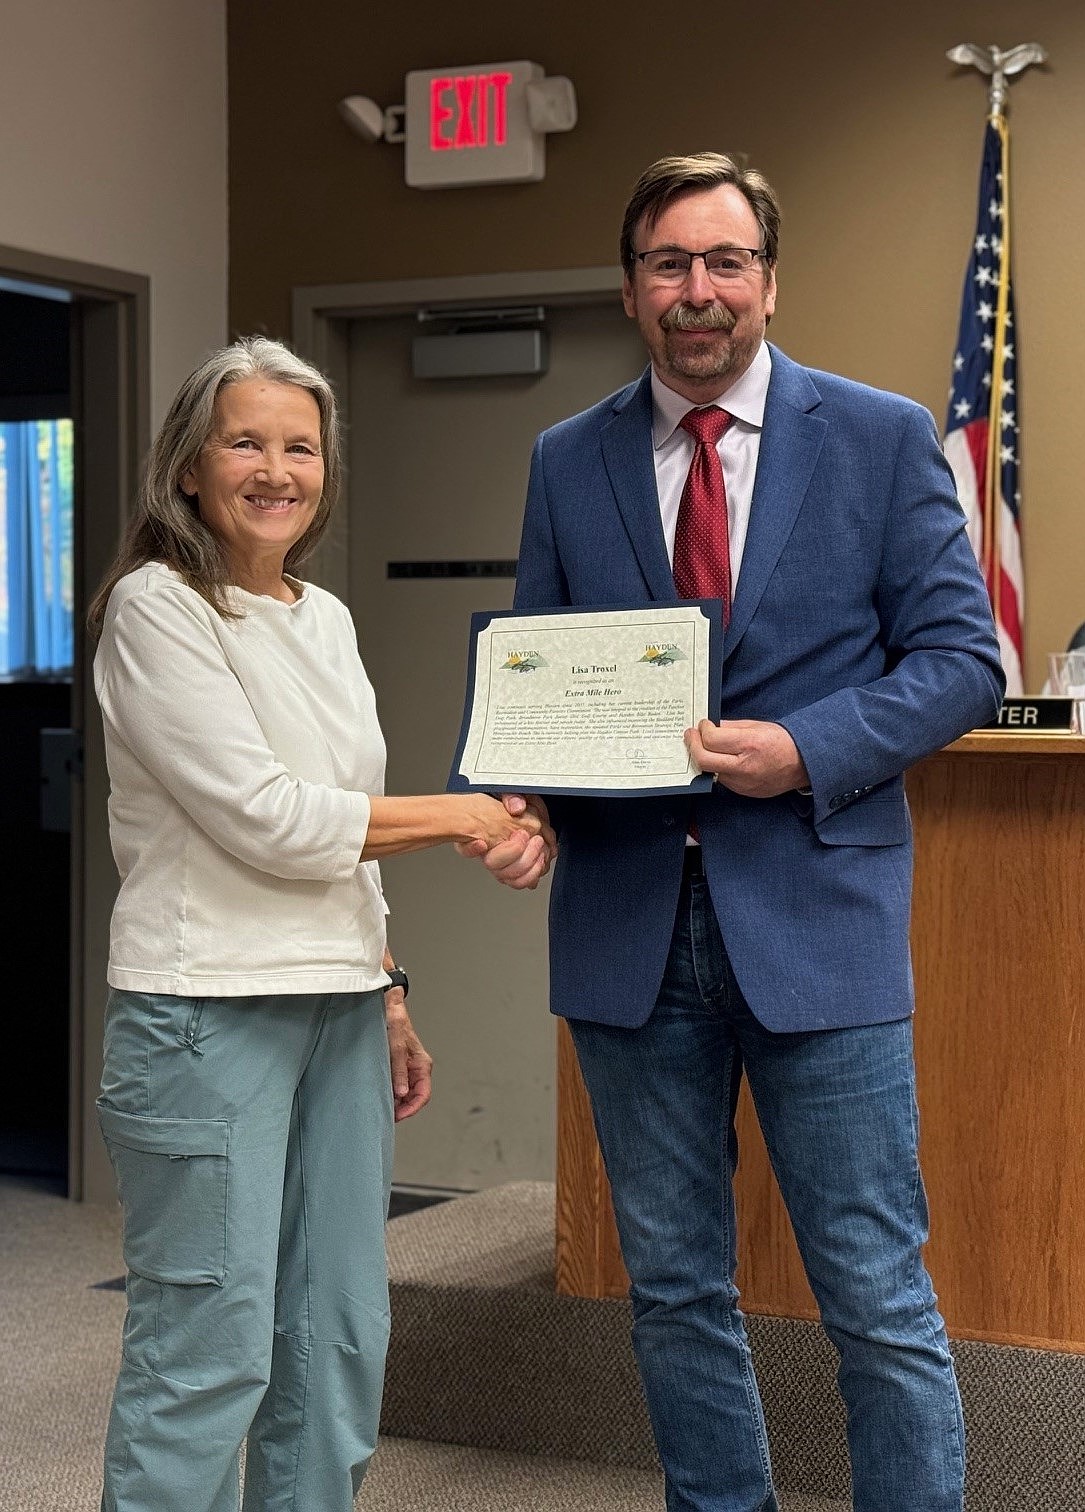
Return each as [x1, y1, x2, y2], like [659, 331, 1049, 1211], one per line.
[554, 736, 1085, 1352]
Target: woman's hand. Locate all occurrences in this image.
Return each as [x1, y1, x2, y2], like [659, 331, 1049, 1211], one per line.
[363, 792, 542, 859]
[454, 792, 544, 850]
[385, 991, 433, 1122]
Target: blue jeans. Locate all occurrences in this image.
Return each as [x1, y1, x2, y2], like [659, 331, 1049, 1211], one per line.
[97, 989, 393, 1512]
[569, 853, 965, 1512]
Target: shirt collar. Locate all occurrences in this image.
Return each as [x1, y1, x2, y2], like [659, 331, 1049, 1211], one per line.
[651, 340, 772, 450]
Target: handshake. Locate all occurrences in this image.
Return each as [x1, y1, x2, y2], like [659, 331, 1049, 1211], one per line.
[453, 792, 556, 891]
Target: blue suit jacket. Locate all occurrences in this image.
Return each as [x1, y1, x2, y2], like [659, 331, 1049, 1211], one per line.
[512, 345, 1005, 1032]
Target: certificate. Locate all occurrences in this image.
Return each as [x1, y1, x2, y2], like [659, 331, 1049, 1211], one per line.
[448, 602, 723, 797]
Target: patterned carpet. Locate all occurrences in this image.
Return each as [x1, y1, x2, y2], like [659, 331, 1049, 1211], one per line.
[0, 1176, 847, 1510]
[381, 1182, 1085, 1510]
[6, 1174, 1082, 1509]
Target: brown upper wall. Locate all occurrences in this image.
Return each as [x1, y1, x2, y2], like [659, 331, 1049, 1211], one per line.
[227, 0, 1085, 687]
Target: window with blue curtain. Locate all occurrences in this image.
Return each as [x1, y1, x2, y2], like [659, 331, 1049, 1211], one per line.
[0, 419, 74, 675]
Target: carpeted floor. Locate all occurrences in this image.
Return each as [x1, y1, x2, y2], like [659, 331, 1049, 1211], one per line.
[0, 1176, 845, 1511]
[380, 1181, 1085, 1511]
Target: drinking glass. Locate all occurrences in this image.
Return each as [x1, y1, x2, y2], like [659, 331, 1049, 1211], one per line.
[1048, 650, 1085, 731]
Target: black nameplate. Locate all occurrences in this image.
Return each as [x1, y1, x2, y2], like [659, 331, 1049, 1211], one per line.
[388, 560, 518, 580]
[982, 696, 1076, 732]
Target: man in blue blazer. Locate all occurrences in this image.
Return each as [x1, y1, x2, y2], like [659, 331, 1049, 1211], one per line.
[496, 154, 1004, 1511]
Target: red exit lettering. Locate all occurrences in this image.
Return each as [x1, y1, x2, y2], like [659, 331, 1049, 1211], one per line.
[430, 72, 512, 152]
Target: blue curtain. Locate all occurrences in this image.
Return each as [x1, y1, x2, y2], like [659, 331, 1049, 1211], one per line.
[0, 420, 74, 674]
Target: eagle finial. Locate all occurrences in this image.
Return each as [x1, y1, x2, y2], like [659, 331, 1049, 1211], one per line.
[947, 41, 1047, 116]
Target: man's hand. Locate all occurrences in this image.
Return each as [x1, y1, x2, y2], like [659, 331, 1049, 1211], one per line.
[385, 992, 433, 1122]
[456, 794, 557, 889]
[685, 719, 809, 799]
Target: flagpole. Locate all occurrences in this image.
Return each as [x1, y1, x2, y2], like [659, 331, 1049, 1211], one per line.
[985, 115, 1009, 609]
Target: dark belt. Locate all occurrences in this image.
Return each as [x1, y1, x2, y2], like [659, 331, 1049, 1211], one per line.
[682, 845, 705, 878]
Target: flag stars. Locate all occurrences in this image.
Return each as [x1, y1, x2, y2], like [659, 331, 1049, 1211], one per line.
[954, 399, 973, 419]
[1000, 442, 1016, 464]
[974, 234, 988, 254]
[1003, 344, 1014, 361]
[974, 265, 993, 287]
[1001, 409, 1016, 430]
[981, 334, 994, 353]
[1001, 376, 1015, 397]
[977, 301, 995, 323]
[953, 352, 964, 371]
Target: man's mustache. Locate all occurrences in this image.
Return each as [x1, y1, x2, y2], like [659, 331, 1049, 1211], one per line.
[660, 304, 736, 333]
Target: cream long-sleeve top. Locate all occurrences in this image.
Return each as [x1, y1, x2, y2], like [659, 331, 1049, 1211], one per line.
[94, 562, 390, 997]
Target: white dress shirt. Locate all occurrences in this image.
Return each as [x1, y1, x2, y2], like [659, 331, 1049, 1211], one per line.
[650, 339, 772, 589]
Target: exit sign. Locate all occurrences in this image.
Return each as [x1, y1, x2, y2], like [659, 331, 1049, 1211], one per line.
[404, 60, 546, 188]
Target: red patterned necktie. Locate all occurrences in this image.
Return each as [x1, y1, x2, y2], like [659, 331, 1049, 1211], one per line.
[675, 407, 731, 844]
[673, 406, 733, 623]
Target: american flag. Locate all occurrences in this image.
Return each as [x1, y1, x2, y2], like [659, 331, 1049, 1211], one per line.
[943, 117, 1023, 694]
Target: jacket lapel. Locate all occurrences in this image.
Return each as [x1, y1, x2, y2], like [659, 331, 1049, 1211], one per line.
[725, 346, 826, 660]
[600, 369, 677, 602]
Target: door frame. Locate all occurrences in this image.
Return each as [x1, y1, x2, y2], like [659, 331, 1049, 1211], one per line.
[0, 244, 150, 1200]
[290, 268, 624, 603]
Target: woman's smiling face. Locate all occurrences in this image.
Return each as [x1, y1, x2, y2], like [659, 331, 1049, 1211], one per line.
[182, 378, 324, 587]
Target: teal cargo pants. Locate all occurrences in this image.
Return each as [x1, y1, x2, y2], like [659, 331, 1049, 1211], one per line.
[96, 988, 393, 1512]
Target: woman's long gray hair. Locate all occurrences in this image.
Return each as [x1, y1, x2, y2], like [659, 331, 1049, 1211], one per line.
[87, 335, 341, 636]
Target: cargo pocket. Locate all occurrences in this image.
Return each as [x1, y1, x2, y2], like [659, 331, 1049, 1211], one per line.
[97, 1103, 230, 1285]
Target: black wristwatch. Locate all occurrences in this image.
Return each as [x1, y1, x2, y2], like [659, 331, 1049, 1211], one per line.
[384, 966, 409, 997]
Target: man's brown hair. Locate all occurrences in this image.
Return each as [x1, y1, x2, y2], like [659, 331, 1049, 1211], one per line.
[619, 152, 781, 275]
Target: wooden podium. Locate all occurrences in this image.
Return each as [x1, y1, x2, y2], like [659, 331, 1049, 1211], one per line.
[554, 732, 1085, 1353]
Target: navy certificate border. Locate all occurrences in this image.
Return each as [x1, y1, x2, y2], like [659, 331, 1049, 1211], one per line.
[446, 600, 724, 798]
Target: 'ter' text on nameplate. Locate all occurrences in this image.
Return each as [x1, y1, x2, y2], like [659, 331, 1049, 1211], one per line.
[982, 696, 1077, 732]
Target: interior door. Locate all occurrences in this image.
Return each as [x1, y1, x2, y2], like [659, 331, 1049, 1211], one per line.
[347, 297, 644, 1191]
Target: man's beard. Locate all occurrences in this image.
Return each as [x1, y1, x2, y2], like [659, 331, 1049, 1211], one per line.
[658, 301, 751, 384]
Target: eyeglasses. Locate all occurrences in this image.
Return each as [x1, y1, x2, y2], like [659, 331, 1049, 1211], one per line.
[635, 247, 767, 282]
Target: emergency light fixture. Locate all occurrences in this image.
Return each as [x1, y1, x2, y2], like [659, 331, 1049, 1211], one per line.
[338, 61, 577, 188]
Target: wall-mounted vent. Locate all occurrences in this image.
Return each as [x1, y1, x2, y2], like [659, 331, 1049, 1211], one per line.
[411, 304, 548, 379]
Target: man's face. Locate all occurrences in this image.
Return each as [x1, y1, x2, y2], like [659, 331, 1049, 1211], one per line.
[622, 183, 777, 402]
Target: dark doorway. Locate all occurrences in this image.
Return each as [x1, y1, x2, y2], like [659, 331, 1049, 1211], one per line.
[0, 249, 149, 1202]
[0, 286, 74, 1188]
[0, 681, 72, 1186]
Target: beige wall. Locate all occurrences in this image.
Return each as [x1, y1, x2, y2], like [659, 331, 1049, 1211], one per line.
[228, 0, 1084, 690]
[1, 0, 228, 423]
[0, 0, 228, 1202]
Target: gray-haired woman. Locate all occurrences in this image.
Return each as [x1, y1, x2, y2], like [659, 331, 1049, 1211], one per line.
[89, 336, 553, 1512]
